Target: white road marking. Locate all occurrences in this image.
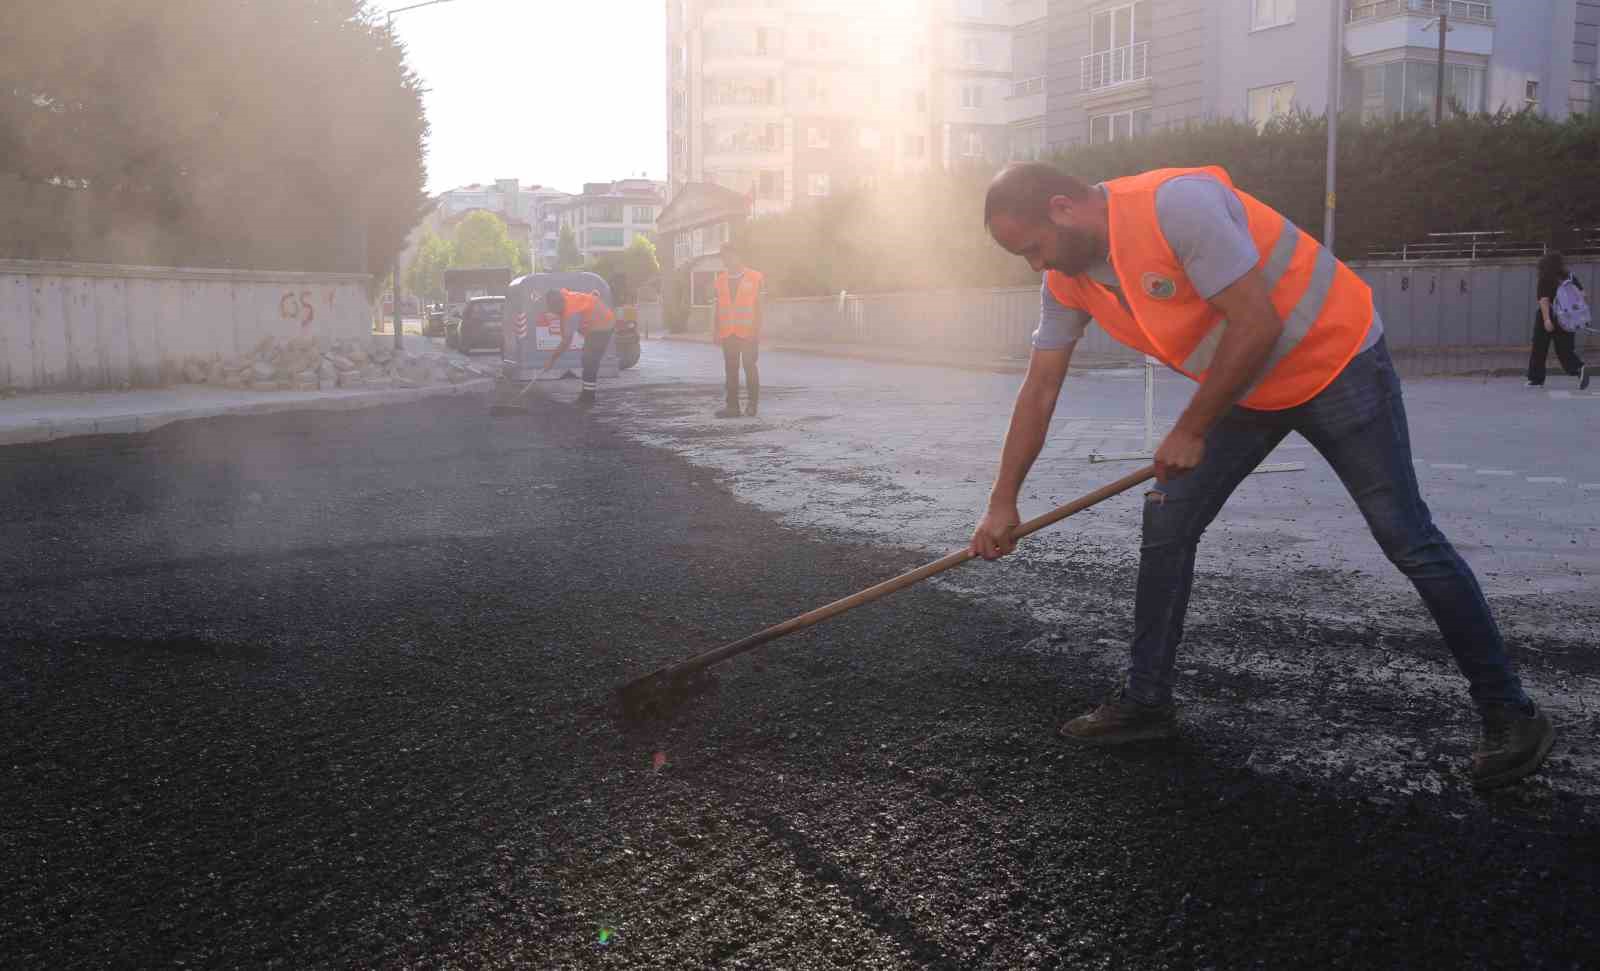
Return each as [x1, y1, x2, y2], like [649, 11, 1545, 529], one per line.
[1432, 463, 1468, 470]
[1581, 483, 1600, 492]
[1475, 469, 1516, 476]
[1527, 476, 1569, 484]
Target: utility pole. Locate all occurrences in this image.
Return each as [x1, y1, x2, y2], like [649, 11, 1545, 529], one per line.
[1324, 0, 1344, 254]
[1426, 9, 1451, 124]
[385, 0, 459, 350]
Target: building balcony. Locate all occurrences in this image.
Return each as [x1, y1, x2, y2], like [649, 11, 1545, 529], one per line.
[1080, 42, 1149, 93]
[1345, 0, 1494, 57]
[1347, 0, 1491, 24]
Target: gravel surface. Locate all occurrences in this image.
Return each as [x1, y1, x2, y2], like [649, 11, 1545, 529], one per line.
[2, 393, 1596, 969]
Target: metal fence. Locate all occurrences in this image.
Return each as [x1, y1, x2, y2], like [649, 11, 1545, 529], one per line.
[1348, 0, 1492, 23]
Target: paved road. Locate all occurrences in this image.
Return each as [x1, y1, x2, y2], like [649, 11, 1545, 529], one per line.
[2, 362, 1596, 968]
[592, 341, 1600, 801]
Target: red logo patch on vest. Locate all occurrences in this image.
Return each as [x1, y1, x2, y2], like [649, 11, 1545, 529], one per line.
[1141, 272, 1177, 300]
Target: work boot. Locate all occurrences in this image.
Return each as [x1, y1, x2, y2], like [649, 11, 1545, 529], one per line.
[744, 400, 759, 417]
[1470, 702, 1555, 790]
[714, 404, 740, 419]
[1581, 365, 1593, 392]
[576, 389, 596, 408]
[1059, 691, 1178, 745]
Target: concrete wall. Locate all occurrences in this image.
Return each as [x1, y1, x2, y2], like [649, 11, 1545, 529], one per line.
[0, 260, 373, 391]
[1349, 256, 1598, 349]
[656, 256, 1595, 371]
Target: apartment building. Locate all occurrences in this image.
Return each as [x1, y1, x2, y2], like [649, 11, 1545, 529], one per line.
[665, 0, 1050, 215]
[1048, 1, 1597, 151]
[555, 179, 667, 264]
[429, 179, 573, 264]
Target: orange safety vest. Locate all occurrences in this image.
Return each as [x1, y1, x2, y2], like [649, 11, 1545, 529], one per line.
[714, 269, 764, 341]
[1045, 166, 1372, 411]
[561, 289, 615, 335]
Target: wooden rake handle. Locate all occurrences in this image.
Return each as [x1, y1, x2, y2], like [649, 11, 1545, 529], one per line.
[623, 464, 1157, 690]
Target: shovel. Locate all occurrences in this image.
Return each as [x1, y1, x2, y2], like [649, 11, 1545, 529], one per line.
[617, 464, 1157, 717]
[488, 369, 556, 416]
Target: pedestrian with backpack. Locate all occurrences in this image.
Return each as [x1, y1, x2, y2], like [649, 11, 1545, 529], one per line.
[1527, 251, 1591, 389]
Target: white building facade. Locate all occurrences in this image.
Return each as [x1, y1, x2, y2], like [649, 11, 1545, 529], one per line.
[665, 0, 1049, 214]
[1047, 1, 1598, 151]
[556, 179, 667, 264]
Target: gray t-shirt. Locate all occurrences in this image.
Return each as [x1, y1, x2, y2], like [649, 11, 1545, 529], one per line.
[1033, 174, 1380, 350]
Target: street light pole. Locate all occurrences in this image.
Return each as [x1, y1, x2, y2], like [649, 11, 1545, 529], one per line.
[385, 0, 458, 350]
[1324, 0, 1344, 254]
[1425, 10, 1451, 125]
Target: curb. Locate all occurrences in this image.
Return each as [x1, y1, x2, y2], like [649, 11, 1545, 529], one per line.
[0, 378, 496, 448]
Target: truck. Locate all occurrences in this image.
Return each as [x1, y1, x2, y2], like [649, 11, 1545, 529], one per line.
[443, 266, 513, 323]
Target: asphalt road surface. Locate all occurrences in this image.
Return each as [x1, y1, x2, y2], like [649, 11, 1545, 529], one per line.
[2, 391, 1596, 969]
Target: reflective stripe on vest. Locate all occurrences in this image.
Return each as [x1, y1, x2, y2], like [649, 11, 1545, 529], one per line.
[1044, 166, 1371, 411]
[715, 269, 763, 340]
[563, 289, 614, 334]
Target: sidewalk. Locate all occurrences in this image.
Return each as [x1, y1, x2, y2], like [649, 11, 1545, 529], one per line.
[0, 335, 494, 447]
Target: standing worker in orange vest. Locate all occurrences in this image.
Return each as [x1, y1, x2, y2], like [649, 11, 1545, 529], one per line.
[971, 162, 1552, 790]
[542, 288, 616, 408]
[713, 241, 764, 418]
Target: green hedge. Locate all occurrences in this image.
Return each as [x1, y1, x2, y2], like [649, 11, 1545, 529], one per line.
[741, 111, 1600, 298]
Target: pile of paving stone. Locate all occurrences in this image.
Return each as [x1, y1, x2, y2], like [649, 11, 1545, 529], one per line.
[175, 336, 494, 392]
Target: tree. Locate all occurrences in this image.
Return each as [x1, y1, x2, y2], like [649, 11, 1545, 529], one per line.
[514, 238, 533, 275]
[452, 210, 519, 269]
[0, 0, 428, 277]
[589, 235, 661, 304]
[406, 231, 454, 302]
[556, 225, 583, 271]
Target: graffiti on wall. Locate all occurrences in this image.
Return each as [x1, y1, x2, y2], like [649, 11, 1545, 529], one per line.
[279, 289, 337, 330]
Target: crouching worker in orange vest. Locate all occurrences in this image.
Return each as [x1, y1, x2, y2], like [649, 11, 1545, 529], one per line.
[713, 242, 764, 418]
[972, 162, 1552, 790]
[542, 288, 615, 408]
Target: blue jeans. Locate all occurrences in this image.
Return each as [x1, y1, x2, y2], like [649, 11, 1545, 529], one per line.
[1126, 338, 1528, 711]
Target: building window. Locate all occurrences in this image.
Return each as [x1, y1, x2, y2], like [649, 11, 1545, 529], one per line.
[757, 169, 785, 200]
[808, 173, 830, 197]
[1083, 1, 1150, 90]
[809, 30, 829, 53]
[1348, 60, 1485, 121]
[589, 228, 626, 247]
[962, 131, 983, 157]
[807, 125, 830, 148]
[916, 89, 927, 112]
[1251, 0, 1294, 30]
[961, 83, 984, 108]
[1525, 79, 1539, 103]
[756, 27, 770, 55]
[1089, 107, 1152, 144]
[631, 206, 655, 223]
[1247, 82, 1296, 128]
[808, 75, 828, 104]
[903, 134, 926, 157]
[859, 126, 881, 150]
[589, 204, 623, 222]
[964, 38, 984, 67]
[705, 121, 783, 154]
[705, 77, 778, 106]
[1009, 126, 1044, 160]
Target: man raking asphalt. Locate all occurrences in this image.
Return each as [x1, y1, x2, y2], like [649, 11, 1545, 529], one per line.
[971, 162, 1554, 790]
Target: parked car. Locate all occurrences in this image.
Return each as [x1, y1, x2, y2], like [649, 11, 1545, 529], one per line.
[422, 303, 448, 337]
[447, 296, 505, 352]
